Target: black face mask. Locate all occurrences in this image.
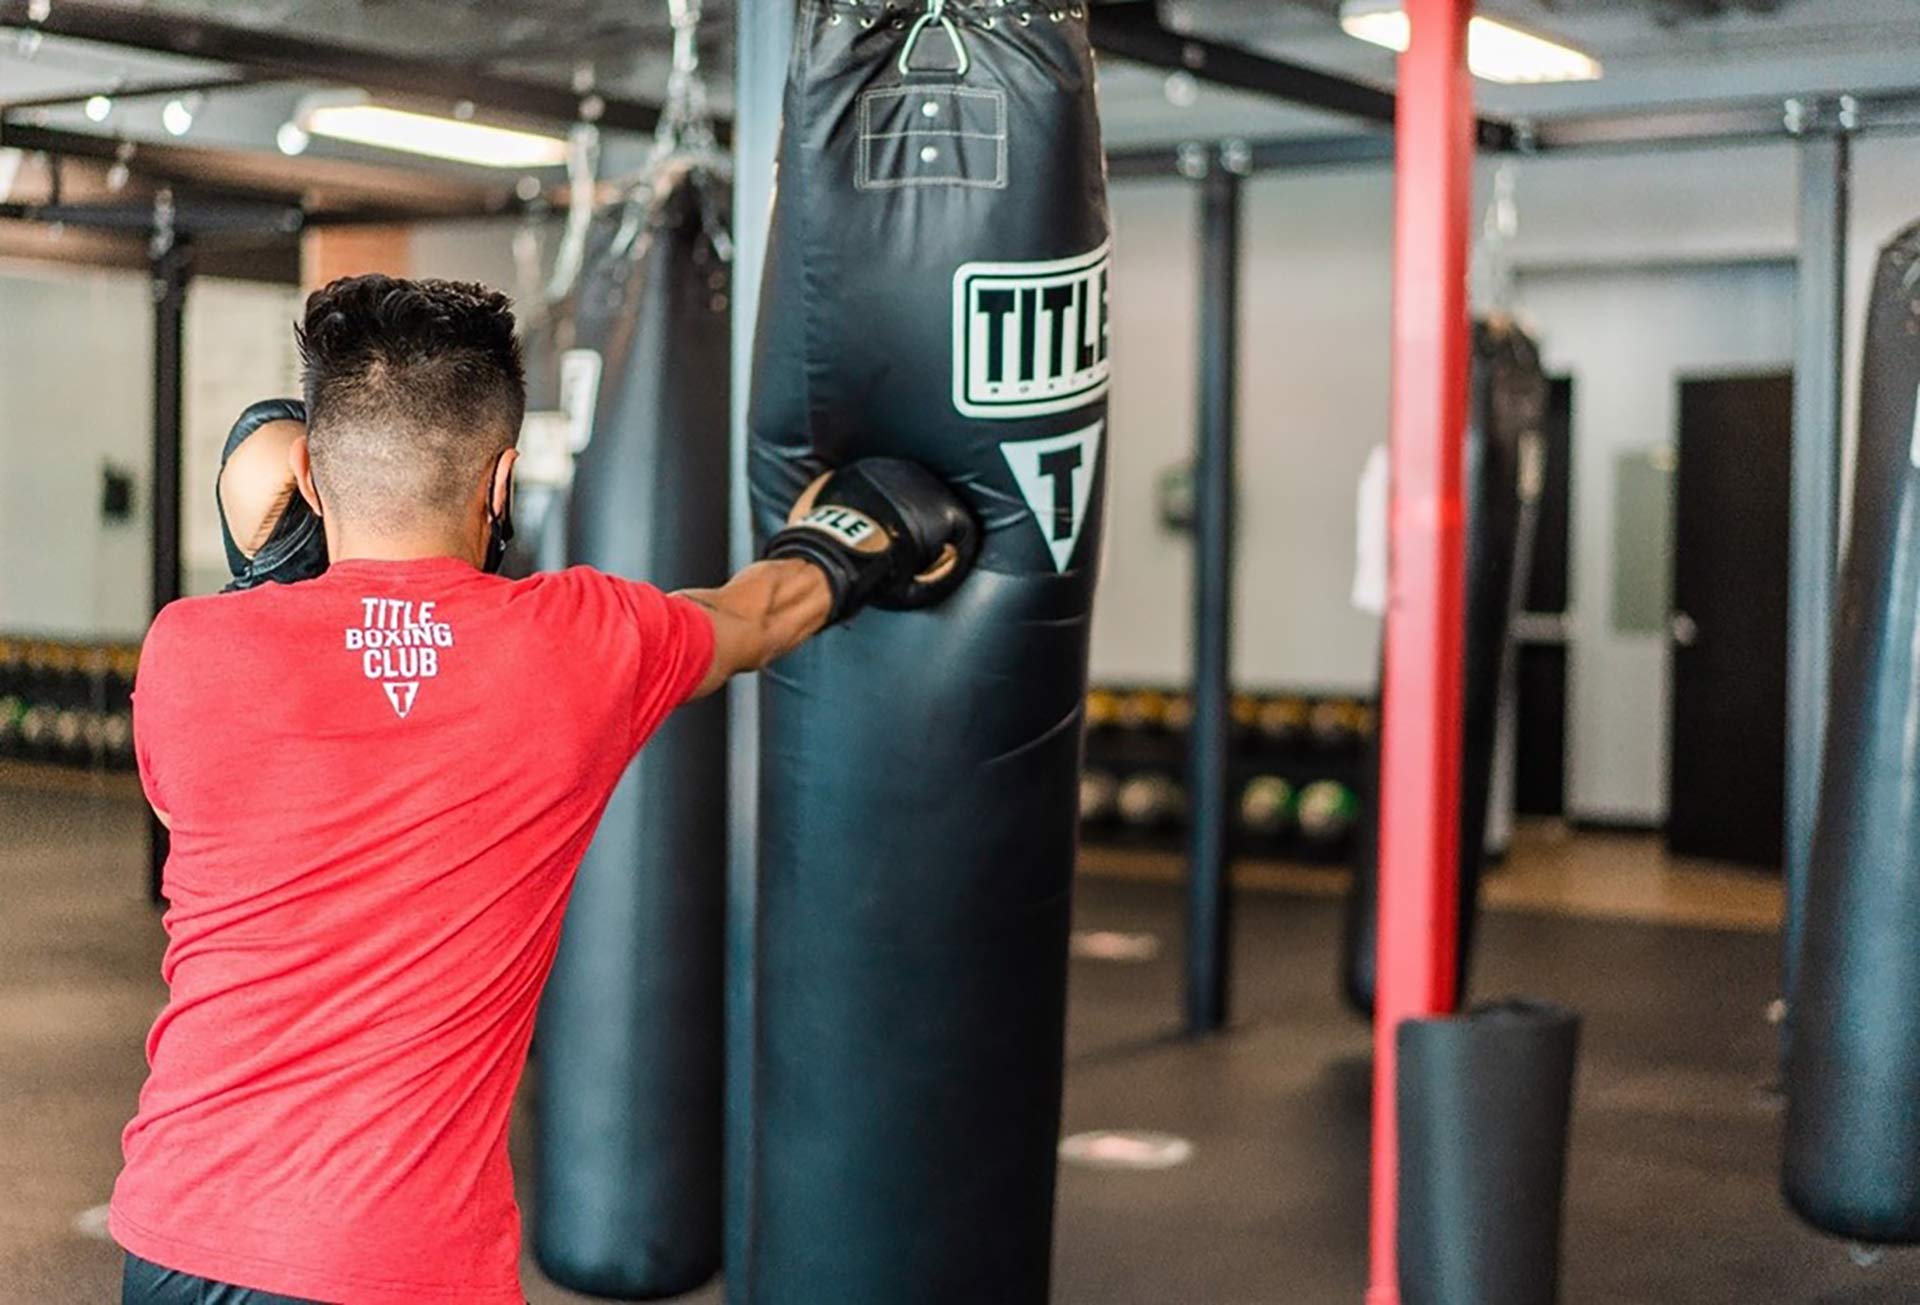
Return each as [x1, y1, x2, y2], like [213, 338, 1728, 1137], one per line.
[483, 453, 515, 575]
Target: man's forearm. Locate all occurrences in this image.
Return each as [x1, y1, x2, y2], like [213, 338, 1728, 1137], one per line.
[678, 558, 833, 690]
[679, 460, 975, 696]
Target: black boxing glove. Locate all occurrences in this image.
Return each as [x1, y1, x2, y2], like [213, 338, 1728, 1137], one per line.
[763, 458, 979, 624]
[218, 398, 328, 591]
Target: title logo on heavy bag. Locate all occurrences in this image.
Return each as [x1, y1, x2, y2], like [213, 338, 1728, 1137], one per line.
[1001, 422, 1104, 573]
[952, 243, 1111, 419]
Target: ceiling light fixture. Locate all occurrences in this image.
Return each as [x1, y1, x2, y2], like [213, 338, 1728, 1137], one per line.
[298, 99, 568, 169]
[1163, 70, 1199, 108]
[160, 95, 198, 137]
[84, 94, 112, 123]
[1339, 1, 1601, 85]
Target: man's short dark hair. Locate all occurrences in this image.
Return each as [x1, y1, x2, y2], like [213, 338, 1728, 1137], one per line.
[296, 275, 526, 531]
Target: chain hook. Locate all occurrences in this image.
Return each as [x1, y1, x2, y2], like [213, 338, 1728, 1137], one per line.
[899, 0, 970, 78]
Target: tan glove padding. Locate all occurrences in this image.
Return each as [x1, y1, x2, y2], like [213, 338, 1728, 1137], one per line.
[217, 418, 306, 558]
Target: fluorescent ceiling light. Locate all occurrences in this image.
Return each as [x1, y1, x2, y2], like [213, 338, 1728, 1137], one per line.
[300, 102, 568, 168]
[1340, 2, 1601, 85]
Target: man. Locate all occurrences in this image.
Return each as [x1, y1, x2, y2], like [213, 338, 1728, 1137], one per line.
[112, 274, 976, 1304]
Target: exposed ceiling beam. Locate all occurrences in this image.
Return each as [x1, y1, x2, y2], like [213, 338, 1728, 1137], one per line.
[1532, 89, 1920, 151]
[1091, 0, 1517, 150]
[0, 197, 302, 236]
[0, 122, 519, 220]
[1646, 0, 1788, 23]
[1108, 131, 1396, 179]
[0, 0, 688, 137]
[1093, 1, 1395, 126]
[1103, 86, 1920, 181]
[0, 71, 264, 114]
[0, 215, 302, 277]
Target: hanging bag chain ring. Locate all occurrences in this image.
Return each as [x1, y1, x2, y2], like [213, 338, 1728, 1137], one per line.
[899, 0, 970, 77]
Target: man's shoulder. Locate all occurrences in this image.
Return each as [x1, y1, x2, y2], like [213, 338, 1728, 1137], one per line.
[514, 566, 665, 605]
[146, 592, 228, 646]
[508, 569, 695, 654]
[144, 586, 300, 666]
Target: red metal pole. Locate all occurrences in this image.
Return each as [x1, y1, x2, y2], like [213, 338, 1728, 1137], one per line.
[1366, 2, 1474, 1304]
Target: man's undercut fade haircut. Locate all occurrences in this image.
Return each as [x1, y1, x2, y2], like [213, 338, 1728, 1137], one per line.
[297, 275, 526, 532]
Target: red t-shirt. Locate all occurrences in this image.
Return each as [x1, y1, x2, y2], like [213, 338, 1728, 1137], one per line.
[110, 557, 715, 1304]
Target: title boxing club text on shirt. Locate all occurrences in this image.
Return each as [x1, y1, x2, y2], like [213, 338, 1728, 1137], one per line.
[343, 597, 454, 719]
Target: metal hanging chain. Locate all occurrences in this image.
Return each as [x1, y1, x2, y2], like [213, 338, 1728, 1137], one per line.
[543, 0, 730, 304]
[1472, 158, 1519, 314]
[543, 121, 602, 306]
[653, 0, 717, 162]
[899, 0, 971, 78]
[619, 0, 729, 262]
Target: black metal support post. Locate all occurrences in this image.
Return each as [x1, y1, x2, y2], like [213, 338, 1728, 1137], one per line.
[1783, 120, 1850, 1046]
[146, 223, 192, 904]
[1185, 149, 1241, 1036]
[725, 0, 793, 1294]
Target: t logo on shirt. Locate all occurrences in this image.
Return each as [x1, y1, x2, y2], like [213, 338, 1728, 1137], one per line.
[344, 598, 456, 719]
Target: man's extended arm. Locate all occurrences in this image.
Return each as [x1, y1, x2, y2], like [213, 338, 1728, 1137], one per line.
[676, 458, 978, 699]
[677, 559, 833, 698]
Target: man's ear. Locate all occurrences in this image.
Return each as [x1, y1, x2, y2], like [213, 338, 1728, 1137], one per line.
[491, 447, 518, 521]
[290, 436, 323, 516]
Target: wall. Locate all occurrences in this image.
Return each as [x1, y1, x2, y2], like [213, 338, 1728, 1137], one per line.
[5, 133, 1919, 818]
[398, 135, 1920, 822]
[1515, 262, 1797, 821]
[181, 279, 304, 596]
[412, 217, 549, 306]
[0, 216, 548, 641]
[0, 262, 151, 638]
[0, 264, 300, 637]
[1087, 133, 1920, 823]
[1092, 169, 1396, 693]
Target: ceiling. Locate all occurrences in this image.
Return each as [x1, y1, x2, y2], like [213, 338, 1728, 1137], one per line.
[1154, 0, 1920, 129]
[0, 0, 1916, 234]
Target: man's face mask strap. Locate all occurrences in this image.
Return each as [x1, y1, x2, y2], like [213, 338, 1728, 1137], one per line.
[483, 451, 515, 576]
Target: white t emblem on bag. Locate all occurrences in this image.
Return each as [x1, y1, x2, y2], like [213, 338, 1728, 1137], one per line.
[1000, 422, 1104, 573]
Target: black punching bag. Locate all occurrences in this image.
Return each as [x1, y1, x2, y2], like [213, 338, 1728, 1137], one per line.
[1398, 1000, 1581, 1305]
[743, 7, 1108, 1302]
[1344, 320, 1547, 1015]
[1784, 219, 1920, 1242]
[533, 162, 731, 1297]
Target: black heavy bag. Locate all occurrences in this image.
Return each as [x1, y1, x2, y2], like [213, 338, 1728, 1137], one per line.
[1398, 1000, 1581, 1305]
[1343, 321, 1548, 1015]
[533, 162, 731, 1298]
[744, 5, 1109, 1302]
[1784, 219, 1920, 1242]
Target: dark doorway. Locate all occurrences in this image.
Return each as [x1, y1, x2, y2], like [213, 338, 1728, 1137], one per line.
[1667, 371, 1793, 867]
[1514, 375, 1573, 818]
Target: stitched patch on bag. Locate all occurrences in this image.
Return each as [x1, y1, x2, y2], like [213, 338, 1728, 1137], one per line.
[856, 86, 1008, 191]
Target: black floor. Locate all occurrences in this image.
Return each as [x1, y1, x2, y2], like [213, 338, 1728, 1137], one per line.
[5, 779, 1919, 1303]
[1057, 879, 1920, 1305]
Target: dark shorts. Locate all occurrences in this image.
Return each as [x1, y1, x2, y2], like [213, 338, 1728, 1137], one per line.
[121, 1252, 527, 1304]
[122, 1253, 325, 1305]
